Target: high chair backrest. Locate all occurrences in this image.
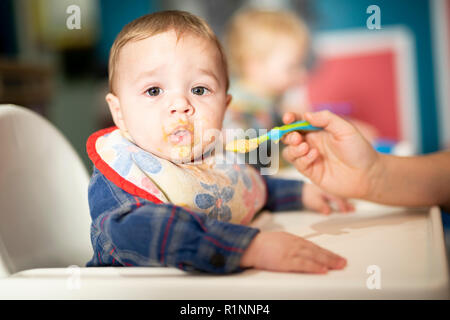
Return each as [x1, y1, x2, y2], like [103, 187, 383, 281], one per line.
[0, 105, 92, 276]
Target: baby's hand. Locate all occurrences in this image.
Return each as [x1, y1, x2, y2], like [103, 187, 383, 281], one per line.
[240, 232, 347, 274]
[302, 183, 354, 215]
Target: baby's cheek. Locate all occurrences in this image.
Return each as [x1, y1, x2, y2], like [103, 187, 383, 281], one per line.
[136, 131, 165, 154]
[193, 116, 212, 137]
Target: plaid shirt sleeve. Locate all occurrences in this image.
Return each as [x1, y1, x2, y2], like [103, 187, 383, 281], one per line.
[87, 168, 260, 274]
[260, 175, 305, 212]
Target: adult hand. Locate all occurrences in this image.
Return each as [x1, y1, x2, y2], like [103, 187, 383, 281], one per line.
[281, 111, 382, 199]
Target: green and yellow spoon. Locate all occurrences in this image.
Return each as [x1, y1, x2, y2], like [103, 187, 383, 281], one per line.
[225, 120, 321, 153]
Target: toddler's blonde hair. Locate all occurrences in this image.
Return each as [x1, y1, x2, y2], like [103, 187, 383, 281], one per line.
[109, 10, 229, 93]
[225, 8, 309, 76]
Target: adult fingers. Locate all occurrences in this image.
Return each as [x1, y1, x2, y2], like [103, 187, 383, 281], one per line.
[287, 142, 310, 159]
[282, 142, 310, 164]
[281, 131, 303, 145]
[304, 111, 355, 138]
[282, 112, 298, 125]
[293, 148, 319, 172]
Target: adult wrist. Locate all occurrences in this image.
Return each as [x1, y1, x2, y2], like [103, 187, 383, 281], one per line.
[365, 152, 389, 202]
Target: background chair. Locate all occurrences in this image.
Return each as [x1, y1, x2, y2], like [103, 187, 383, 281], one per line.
[0, 104, 91, 277]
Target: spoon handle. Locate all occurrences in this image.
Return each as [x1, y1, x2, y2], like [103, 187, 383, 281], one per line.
[269, 120, 321, 142]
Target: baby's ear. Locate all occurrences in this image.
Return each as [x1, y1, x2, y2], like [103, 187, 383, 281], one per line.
[105, 93, 126, 131]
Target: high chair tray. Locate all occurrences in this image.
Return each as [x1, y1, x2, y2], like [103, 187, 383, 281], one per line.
[0, 203, 448, 299]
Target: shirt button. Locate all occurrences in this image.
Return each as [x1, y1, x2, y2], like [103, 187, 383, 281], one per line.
[210, 253, 225, 268]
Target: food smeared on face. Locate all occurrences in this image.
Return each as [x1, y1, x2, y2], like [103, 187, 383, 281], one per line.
[163, 120, 194, 145]
[175, 145, 191, 158]
[163, 120, 195, 161]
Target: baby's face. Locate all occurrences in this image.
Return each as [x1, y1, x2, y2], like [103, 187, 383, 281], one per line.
[107, 30, 231, 163]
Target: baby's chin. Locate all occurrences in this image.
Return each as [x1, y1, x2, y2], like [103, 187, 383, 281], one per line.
[169, 143, 217, 164]
[135, 128, 224, 163]
[144, 143, 216, 164]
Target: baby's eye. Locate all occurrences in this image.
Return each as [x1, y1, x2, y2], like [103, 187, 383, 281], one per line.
[146, 87, 162, 96]
[191, 86, 210, 96]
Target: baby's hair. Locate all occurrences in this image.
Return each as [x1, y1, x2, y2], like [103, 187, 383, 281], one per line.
[108, 10, 229, 94]
[225, 8, 309, 76]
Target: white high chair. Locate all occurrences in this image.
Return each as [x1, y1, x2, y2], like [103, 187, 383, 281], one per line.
[0, 105, 447, 299]
[0, 105, 92, 277]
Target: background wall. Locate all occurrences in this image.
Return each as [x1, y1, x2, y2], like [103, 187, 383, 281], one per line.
[312, 0, 441, 153]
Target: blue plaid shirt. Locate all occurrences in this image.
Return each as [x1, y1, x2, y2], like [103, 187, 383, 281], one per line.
[86, 166, 304, 273]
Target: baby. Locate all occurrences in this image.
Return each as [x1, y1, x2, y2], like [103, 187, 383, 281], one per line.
[86, 11, 348, 274]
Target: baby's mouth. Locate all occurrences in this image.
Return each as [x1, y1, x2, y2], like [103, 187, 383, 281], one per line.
[169, 127, 192, 145]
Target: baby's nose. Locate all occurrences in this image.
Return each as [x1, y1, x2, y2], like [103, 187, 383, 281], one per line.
[170, 103, 194, 115]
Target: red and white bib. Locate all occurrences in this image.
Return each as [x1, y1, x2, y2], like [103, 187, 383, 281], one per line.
[87, 127, 267, 225]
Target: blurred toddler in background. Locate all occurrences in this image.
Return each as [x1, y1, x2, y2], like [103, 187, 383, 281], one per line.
[223, 8, 309, 132]
[223, 8, 310, 168]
